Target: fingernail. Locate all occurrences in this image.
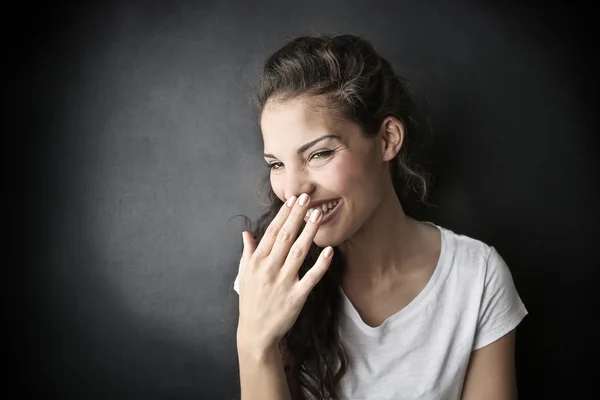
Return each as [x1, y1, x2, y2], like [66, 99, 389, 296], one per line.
[298, 193, 309, 206]
[310, 208, 322, 223]
[324, 247, 333, 257]
[287, 196, 297, 207]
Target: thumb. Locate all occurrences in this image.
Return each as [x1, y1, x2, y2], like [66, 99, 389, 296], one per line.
[241, 231, 257, 259]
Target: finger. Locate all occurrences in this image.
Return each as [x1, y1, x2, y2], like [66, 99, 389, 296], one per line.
[280, 207, 323, 279]
[237, 232, 250, 283]
[253, 195, 298, 258]
[269, 193, 312, 265]
[240, 231, 256, 265]
[294, 246, 334, 301]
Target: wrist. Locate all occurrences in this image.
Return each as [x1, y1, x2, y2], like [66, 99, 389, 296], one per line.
[238, 342, 282, 365]
[237, 331, 281, 363]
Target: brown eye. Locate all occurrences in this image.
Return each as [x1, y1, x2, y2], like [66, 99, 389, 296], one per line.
[268, 162, 283, 171]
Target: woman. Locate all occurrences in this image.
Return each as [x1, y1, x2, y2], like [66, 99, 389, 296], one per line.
[233, 34, 527, 400]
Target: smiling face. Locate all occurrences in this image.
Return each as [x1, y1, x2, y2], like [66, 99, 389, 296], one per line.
[260, 96, 389, 247]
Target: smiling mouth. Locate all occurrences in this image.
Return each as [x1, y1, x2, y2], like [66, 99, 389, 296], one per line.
[304, 198, 342, 221]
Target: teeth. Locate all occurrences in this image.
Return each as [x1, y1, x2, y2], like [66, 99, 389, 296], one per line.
[306, 199, 340, 218]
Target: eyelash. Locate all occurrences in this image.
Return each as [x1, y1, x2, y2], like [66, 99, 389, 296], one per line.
[268, 150, 334, 171]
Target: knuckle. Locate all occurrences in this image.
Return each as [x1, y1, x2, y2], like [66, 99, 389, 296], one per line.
[284, 293, 301, 311]
[302, 272, 317, 288]
[257, 263, 276, 280]
[277, 228, 293, 242]
[265, 224, 279, 238]
[288, 245, 305, 260]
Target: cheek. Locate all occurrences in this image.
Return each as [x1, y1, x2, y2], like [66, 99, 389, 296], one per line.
[269, 174, 286, 202]
[332, 155, 372, 187]
[322, 155, 374, 193]
[327, 165, 354, 191]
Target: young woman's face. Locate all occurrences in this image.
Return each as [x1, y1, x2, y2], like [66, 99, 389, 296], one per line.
[260, 97, 386, 247]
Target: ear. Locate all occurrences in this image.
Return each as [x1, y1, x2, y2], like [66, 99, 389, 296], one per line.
[379, 117, 405, 162]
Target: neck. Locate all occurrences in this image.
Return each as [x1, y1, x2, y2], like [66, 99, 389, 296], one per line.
[339, 182, 422, 287]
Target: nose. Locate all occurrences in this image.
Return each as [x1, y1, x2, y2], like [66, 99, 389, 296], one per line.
[283, 169, 315, 201]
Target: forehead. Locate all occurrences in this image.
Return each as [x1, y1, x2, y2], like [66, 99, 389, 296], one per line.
[260, 97, 345, 150]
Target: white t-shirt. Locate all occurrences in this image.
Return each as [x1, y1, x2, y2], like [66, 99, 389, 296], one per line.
[233, 222, 528, 399]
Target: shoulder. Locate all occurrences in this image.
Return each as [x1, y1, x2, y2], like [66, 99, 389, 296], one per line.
[438, 224, 517, 293]
[431, 223, 499, 282]
[428, 222, 528, 347]
[440, 224, 494, 261]
[428, 222, 526, 312]
[437, 224, 528, 342]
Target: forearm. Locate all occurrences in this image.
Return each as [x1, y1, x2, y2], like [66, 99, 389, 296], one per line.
[238, 344, 292, 400]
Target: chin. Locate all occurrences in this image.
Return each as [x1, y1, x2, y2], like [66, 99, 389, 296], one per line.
[313, 232, 341, 249]
[312, 238, 329, 248]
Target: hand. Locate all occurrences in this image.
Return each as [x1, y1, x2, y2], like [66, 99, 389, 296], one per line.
[236, 193, 333, 354]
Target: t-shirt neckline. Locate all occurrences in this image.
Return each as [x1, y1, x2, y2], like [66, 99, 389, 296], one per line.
[338, 221, 448, 334]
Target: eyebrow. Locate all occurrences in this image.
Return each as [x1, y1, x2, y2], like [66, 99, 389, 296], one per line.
[263, 134, 341, 159]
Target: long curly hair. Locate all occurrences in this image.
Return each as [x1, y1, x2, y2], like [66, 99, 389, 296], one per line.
[236, 34, 433, 399]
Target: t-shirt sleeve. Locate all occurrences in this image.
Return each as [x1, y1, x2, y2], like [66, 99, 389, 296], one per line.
[473, 246, 528, 350]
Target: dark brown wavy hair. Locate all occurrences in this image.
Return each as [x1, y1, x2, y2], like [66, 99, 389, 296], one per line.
[236, 34, 433, 399]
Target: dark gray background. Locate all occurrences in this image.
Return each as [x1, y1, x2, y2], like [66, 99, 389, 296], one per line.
[12, 0, 598, 399]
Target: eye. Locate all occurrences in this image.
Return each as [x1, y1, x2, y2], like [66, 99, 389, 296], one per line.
[310, 150, 334, 161]
[267, 150, 334, 171]
[268, 162, 283, 171]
